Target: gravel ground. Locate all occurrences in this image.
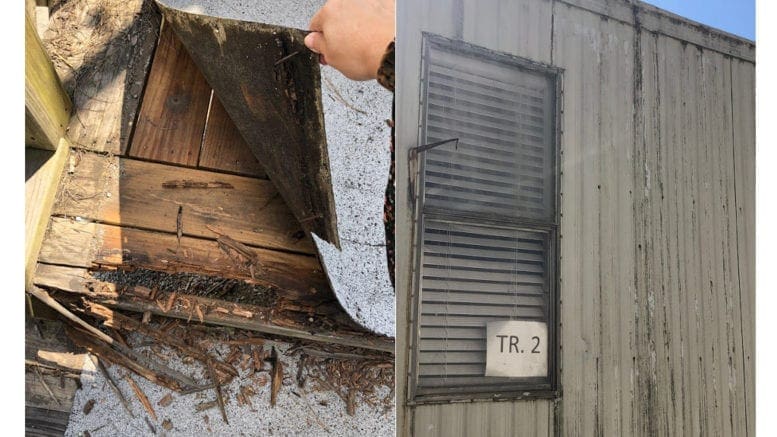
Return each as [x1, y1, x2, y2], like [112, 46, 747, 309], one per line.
[65, 334, 394, 436]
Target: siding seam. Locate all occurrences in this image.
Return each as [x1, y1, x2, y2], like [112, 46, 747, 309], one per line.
[729, 58, 749, 437]
[630, 5, 645, 436]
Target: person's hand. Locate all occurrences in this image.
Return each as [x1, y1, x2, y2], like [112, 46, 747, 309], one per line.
[304, 0, 395, 81]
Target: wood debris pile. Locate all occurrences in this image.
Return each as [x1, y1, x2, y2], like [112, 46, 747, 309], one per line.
[28, 284, 394, 429]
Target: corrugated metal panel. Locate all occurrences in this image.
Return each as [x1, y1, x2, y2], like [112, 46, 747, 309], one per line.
[731, 58, 755, 436]
[552, 3, 637, 436]
[635, 31, 751, 436]
[462, 0, 554, 64]
[413, 400, 552, 436]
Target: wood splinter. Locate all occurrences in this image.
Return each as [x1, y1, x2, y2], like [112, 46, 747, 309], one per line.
[126, 374, 158, 421]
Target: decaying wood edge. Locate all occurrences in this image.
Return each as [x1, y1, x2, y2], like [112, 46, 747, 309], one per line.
[28, 286, 208, 392]
[86, 302, 237, 380]
[34, 264, 395, 354]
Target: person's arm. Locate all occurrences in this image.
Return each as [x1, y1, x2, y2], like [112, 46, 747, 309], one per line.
[303, 0, 395, 85]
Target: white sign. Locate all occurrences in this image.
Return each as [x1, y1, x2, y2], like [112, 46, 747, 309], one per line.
[485, 320, 548, 378]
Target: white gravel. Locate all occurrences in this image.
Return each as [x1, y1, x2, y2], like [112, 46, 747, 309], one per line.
[65, 336, 394, 436]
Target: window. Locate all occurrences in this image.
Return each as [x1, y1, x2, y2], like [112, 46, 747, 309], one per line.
[409, 34, 560, 401]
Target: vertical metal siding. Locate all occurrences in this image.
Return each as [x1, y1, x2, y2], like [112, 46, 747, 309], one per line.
[731, 58, 755, 436]
[397, 1, 755, 436]
[635, 31, 752, 436]
[552, 3, 637, 435]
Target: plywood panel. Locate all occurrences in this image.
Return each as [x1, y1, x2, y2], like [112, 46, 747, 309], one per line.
[129, 23, 211, 165]
[199, 94, 266, 178]
[54, 152, 315, 254]
[412, 400, 552, 436]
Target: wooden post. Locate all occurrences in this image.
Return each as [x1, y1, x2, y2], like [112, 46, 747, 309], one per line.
[25, 10, 71, 150]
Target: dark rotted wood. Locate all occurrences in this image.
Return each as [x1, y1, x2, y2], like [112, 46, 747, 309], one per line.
[200, 94, 267, 178]
[25, 318, 84, 435]
[129, 22, 211, 165]
[34, 264, 395, 353]
[44, 0, 161, 154]
[38, 217, 329, 296]
[26, 407, 70, 437]
[157, 2, 340, 246]
[55, 152, 315, 255]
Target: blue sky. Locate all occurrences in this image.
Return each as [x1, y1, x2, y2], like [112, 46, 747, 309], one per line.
[642, 0, 755, 40]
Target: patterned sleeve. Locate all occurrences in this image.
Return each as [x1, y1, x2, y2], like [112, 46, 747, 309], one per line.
[376, 40, 395, 92]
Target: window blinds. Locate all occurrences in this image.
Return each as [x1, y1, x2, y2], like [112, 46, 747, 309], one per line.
[414, 37, 556, 395]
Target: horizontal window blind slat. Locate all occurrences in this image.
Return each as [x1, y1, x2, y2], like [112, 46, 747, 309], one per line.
[427, 113, 546, 144]
[428, 62, 548, 100]
[420, 338, 487, 352]
[426, 124, 547, 157]
[421, 280, 545, 295]
[421, 290, 546, 306]
[421, 303, 545, 318]
[422, 254, 545, 274]
[423, 243, 545, 263]
[421, 326, 485, 340]
[420, 313, 545, 328]
[427, 96, 546, 132]
[419, 351, 486, 365]
[425, 148, 545, 176]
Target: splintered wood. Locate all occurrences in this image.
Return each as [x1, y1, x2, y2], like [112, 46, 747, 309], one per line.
[126, 375, 157, 421]
[270, 347, 283, 407]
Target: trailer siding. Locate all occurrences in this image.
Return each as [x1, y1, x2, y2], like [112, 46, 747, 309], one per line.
[396, 1, 754, 435]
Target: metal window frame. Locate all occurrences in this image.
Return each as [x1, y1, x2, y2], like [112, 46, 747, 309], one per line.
[407, 33, 563, 404]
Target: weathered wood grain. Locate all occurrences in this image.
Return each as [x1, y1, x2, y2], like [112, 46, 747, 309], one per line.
[129, 22, 211, 165]
[25, 319, 84, 420]
[54, 151, 315, 254]
[159, 4, 340, 246]
[199, 94, 266, 178]
[38, 217, 327, 296]
[44, 0, 161, 154]
[26, 143, 70, 291]
[34, 264, 395, 353]
[26, 12, 71, 150]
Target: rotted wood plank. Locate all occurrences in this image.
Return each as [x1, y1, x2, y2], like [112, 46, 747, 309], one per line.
[54, 151, 315, 254]
[44, 0, 161, 154]
[38, 217, 327, 296]
[34, 264, 395, 353]
[25, 319, 83, 418]
[199, 94, 267, 178]
[129, 22, 211, 165]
